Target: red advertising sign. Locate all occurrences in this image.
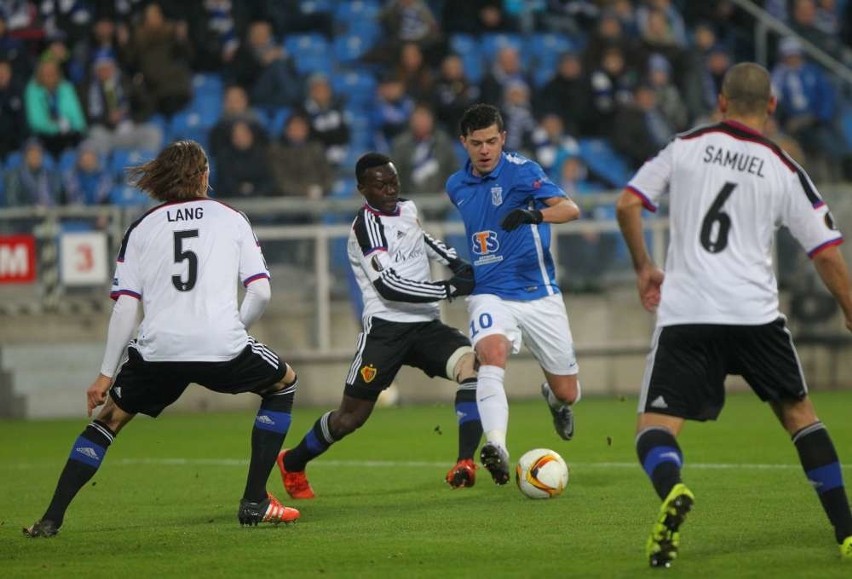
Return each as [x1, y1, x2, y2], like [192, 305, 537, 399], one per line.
[0, 235, 37, 283]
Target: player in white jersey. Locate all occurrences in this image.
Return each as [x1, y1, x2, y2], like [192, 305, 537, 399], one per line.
[276, 153, 483, 497]
[446, 104, 582, 486]
[616, 63, 852, 567]
[24, 140, 300, 538]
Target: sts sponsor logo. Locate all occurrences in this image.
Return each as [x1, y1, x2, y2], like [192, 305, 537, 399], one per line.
[471, 231, 503, 266]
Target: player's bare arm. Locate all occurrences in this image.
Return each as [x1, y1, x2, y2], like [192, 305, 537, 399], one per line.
[616, 189, 663, 312]
[542, 196, 580, 224]
[811, 245, 852, 332]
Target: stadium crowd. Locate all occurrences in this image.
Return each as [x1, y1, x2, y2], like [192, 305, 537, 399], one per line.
[0, 0, 851, 211]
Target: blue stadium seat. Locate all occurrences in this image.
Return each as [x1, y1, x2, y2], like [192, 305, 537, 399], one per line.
[333, 1, 382, 30]
[169, 111, 211, 148]
[109, 183, 150, 206]
[479, 32, 525, 64]
[526, 33, 576, 87]
[577, 138, 632, 189]
[284, 33, 334, 76]
[332, 70, 377, 112]
[333, 32, 374, 65]
[110, 148, 157, 182]
[268, 107, 293, 137]
[193, 72, 224, 96]
[842, 105, 852, 152]
[300, 0, 333, 12]
[448, 34, 484, 84]
[58, 149, 78, 174]
[5, 150, 22, 171]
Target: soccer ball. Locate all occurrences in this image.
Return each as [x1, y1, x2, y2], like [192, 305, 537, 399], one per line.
[515, 448, 569, 499]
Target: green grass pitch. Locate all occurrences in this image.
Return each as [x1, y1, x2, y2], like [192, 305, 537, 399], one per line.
[2, 390, 852, 578]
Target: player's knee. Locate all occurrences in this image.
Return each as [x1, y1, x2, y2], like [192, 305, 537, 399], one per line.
[449, 348, 476, 383]
[475, 335, 510, 366]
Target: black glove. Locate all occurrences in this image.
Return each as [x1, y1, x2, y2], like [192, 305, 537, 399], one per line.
[448, 258, 474, 279]
[501, 208, 543, 231]
[443, 274, 475, 301]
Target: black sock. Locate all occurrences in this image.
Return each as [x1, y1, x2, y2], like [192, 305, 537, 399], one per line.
[43, 420, 116, 526]
[243, 381, 296, 502]
[793, 422, 852, 543]
[636, 427, 683, 501]
[455, 380, 482, 461]
[284, 411, 335, 473]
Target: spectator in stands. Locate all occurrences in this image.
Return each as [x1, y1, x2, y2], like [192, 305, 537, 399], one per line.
[212, 119, 276, 198]
[529, 114, 581, 177]
[611, 83, 675, 170]
[302, 72, 350, 167]
[637, 4, 688, 74]
[540, 0, 600, 36]
[636, 0, 688, 48]
[771, 37, 845, 181]
[765, 115, 808, 167]
[268, 110, 333, 200]
[209, 84, 268, 161]
[480, 45, 531, 106]
[0, 13, 33, 78]
[5, 138, 61, 208]
[442, 0, 517, 35]
[261, 0, 334, 39]
[587, 44, 638, 137]
[61, 140, 113, 206]
[534, 50, 592, 137]
[552, 146, 615, 292]
[500, 79, 537, 154]
[228, 20, 302, 111]
[582, 8, 643, 74]
[432, 52, 480, 135]
[646, 52, 689, 131]
[389, 102, 458, 195]
[175, 0, 239, 71]
[0, 58, 27, 160]
[790, 0, 849, 62]
[372, 73, 415, 153]
[680, 21, 719, 123]
[696, 43, 732, 121]
[378, 0, 443, 64]
[125, 2, 193, 118]
[24, 57, 87, 158]
[80, 51, 162, 156]
[395, 41, 436, 102]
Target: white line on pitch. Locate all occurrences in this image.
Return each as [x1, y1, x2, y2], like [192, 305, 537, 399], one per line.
[4, 458, 850, 470]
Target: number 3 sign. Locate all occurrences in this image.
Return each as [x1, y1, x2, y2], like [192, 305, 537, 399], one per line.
[60, 231, 109, 286]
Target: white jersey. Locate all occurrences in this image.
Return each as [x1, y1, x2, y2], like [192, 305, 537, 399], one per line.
[348, 199, 458, 324]
[111, 198, 269, 361]
[627, 120, 842, 327]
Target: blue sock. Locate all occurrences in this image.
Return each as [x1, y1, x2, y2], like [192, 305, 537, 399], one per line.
[455, 380, 482, 460]
[284, 411, 335, 472]
[243, 381, 296, 502]
[636, 427, 683, 500]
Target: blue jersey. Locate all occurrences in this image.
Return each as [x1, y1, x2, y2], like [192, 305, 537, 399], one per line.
[446, 152, 566, 300]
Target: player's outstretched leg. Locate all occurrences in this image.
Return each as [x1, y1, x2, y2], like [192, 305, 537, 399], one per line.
[276, 449, 315, 499]
[446, 459, 477, 489]
[447, 381, 482, 489]
[479, 442, 510, 485]
[541, 382, 574, 441]
[238, 493, 300, 526]
[647, 483, 694, 568]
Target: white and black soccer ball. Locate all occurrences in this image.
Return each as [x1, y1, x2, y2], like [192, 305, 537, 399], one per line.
[515, 448, 569, 499]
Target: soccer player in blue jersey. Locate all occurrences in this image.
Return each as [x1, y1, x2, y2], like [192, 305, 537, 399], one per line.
[446, 103, 582, 485]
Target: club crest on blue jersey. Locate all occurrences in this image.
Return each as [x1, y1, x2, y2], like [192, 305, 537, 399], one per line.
[490, 186, 503, 206]
[471, 231, 499, 256]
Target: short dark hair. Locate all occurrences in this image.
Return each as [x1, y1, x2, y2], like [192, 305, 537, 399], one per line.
[355, 152, 392, 184]
[459, 103, 504, 137]
[721, 62, 772, 116]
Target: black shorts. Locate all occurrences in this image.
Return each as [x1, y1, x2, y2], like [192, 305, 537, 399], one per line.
[344, 317, 471, 401]
[640, 318, 807, 421]
[109, 337, 287, 417]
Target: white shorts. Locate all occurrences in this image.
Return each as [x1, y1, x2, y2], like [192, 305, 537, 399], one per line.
[466, 293, 579, 376]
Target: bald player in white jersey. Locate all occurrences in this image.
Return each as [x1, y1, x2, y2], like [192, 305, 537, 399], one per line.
[24, 140, 300, 538]
[617, 62, 852, 567]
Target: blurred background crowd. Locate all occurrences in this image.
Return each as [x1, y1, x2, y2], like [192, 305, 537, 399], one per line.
[0, 0, 851, 213]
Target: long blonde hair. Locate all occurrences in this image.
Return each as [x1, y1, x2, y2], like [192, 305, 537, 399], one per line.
[126, 140, 208, 202]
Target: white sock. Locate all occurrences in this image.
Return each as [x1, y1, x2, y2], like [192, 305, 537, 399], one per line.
[477, 365, 508, 449]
